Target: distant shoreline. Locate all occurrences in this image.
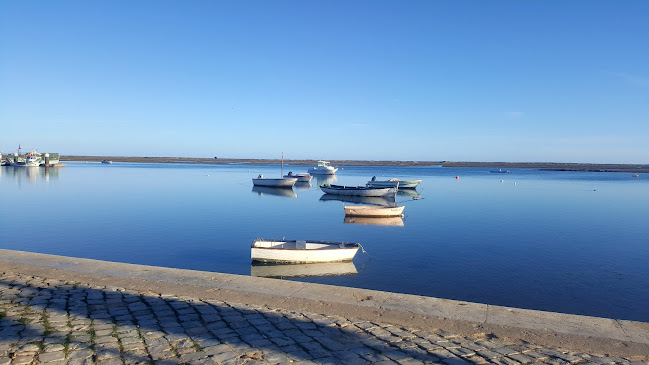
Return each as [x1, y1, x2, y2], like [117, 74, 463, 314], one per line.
[60, 156, 649, 173]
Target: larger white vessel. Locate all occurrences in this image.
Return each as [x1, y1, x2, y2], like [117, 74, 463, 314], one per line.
[308, 160, 338, 175]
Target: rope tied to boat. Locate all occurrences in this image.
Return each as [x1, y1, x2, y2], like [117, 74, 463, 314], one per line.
[358, 243, 367, 254]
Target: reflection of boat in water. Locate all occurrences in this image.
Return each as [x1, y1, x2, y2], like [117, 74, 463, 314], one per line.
[252, 174, 298, 187]
[314, 174, 337, 185]
[251, 238, 361, 263]
[283, 171, 312, 182]
[366, 177, 422, 189]
[251, 261, 358, 278]
[320, 184, 397, 197]
[344, 216, 404, 227]
[397, 189, 421, 199]
[308, 160, 338, 175]
[293, 181, 312, 190]
[252, 186, 297, 198]
[319, 194, 396, 206]
[344, 205, 405, 217]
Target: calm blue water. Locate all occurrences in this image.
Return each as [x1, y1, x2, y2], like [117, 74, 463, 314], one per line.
[1, 162, 648, 322]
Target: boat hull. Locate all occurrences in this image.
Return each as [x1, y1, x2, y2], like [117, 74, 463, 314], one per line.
[366, 179, 422, 189]
[308, 167, 338, 175]
[252, 177, 297, 187]
[284, 173, 312, 182]
[320, 185, 397, 197]
[344, 205, 405, 217]
[251, 239, 360, 263]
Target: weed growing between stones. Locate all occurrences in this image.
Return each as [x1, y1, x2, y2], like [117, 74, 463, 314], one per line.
[41, 312, 55, 336]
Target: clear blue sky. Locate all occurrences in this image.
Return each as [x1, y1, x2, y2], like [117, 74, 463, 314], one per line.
[1, 1, 647, 163]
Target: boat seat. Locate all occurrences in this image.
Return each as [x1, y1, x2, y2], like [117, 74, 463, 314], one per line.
[296, 240, 307, 249]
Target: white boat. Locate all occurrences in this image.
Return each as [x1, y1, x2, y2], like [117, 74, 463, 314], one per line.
[344, 205, 405, 217]
[283, 171, 313, 182]
[251, 261, 358, 278]
[252, 174, 298, 187]
[15, 151, 42, 167]
[308, 160, 338, 175]
[320, 184, 397, 197]
[366, 177, 422, 189]
[251, 238, 361, 263]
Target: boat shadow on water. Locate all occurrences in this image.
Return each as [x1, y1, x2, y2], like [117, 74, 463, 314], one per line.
[319, 194, 396, 206]
[344, 216, 404, 227]
[251, 186, 297, 198]
[250, 261, 358, 278]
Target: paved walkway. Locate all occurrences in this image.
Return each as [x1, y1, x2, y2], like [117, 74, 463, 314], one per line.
[1, 271, 647, 365]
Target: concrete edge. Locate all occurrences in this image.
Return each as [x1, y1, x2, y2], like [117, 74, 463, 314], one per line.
[1, 249, 647, 357]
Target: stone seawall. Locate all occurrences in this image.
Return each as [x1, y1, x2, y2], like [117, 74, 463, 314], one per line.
[1, 249, 648, 362]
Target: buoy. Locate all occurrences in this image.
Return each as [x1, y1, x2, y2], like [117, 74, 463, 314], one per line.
[500, 180, 504, 182]
[514, 182, 517, 185]
[455, 176, 459, 179]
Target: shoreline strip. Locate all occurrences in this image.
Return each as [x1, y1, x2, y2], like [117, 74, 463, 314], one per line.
[1, 249, 647, 357]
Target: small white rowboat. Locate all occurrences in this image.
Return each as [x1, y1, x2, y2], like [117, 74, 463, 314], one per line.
[284, 172, 313, 182]
[366, 178, 422, 189]
[252, 174, 298, 187]
[320, 184, 397, 197]
[251, 238, 361, 263]
[344, 205, 405, 217]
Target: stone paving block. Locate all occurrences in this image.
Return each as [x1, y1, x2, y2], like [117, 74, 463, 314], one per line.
[37, 351, 67, 362]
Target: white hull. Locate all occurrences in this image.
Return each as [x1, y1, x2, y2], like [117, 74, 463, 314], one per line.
[366, 179, 422, 189]
[251, 239, 360, 263]
[252, 177, 297, 187]
[320, 186, 397, 197]
[284, 173, 312, 182]
[308, 160, 337, 175]
[344, 205, 405, 217]
[308, 166, 338, 175]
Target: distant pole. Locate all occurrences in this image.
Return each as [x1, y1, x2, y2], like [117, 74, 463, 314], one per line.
[281, 152, 284, 178]
[44, 153, 50, 168]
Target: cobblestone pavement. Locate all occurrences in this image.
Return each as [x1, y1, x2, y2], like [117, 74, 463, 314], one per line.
[1, 272, 647, 365]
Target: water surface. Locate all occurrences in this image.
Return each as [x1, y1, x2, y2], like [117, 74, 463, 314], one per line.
[1, 162, 647, 321]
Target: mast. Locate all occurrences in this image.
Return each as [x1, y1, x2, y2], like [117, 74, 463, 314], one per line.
[281, 152, 284, 178]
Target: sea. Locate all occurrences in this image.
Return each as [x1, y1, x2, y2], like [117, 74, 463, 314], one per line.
[1, 162, 648, 322]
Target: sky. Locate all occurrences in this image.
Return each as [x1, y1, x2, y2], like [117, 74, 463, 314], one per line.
[1, 1, 648, 163]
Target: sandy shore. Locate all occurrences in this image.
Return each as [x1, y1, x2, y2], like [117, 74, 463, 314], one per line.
[60, 156, 649, 173]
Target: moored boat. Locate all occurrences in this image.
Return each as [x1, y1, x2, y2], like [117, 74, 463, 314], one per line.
[15, 151, 42, 167]
[252, 174, 298, 187]
[101, 160, 113, 164]
[283, 171, 313, 182]
[366, 177, 422, 189]
[251, 238, 361, 263]
[320, 184, 397, 197]
[308, 160, 338, 175]
[344, 205, 405, 217]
